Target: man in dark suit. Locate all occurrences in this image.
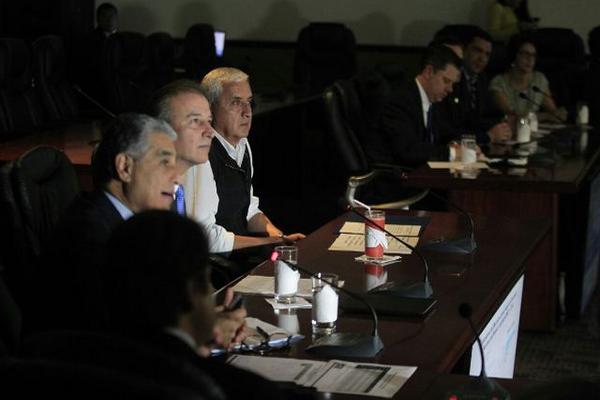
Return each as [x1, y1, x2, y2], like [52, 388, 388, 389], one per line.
[34, 113, 179, 331]
[438, 28, 511, 144]
[103, 211, 297, 399]
[371, 44, 463, 167]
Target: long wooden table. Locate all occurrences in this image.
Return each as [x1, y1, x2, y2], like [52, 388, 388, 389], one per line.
[235, 211, 549, 384]
[406, 127, 600, 331]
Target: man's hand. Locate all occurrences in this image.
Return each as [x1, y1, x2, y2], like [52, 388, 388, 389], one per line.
[487, 122, 512, 143]
[213, 288, 247, 349]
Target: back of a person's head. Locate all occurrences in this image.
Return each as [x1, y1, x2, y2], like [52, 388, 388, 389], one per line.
[103, 210, 211, 332]
[589, 26, 600, 59]
[92, 113, 176, 189]
[147, 79, 206, 124]
[419, 44, 462, 74]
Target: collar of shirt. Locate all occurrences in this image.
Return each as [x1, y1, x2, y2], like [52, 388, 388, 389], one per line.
[214, 132, 248, 168]
[104, 191, 134, 220]
[415, 78, 432, 127]
[164, 327, 198, 351]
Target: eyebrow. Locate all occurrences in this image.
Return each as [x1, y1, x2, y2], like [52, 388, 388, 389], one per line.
[157, 148, 175, 158]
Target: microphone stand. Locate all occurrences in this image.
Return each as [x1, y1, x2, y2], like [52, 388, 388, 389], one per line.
[271, 251, 384, 358]
[451, 303, 510, 399]
[419, 190, 477, 254]
[518, 92, 566, 123]
[73, 84, 116, 119]
[345, 205, 433, 299]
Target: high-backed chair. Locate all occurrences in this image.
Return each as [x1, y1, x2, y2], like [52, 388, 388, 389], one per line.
[31, 35, 79, 122]
[0, 146, 81, 315]
[323, 79, 428, 209]
[147, 32, 176, 90]
[532, 28, 586, 114]
[102, 31, 149, 112]
[294, 23, 357, 96]
[183, 23, 218, 80]
[0, 38, 45, 140]
[0, 276, 21, 356]
[12, 146, 81, 253]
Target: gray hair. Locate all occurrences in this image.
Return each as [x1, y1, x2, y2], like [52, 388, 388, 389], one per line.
[149, 79, 207, 124]
[200, 67, 249, 107]
[92, 113, 176, 188]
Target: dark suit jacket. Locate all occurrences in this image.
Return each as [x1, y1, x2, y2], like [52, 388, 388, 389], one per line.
[34, 190, 124, 332]
[144, 332, 300, 400]
[438, 70, 502, 143]
[370, 80, 456, 167]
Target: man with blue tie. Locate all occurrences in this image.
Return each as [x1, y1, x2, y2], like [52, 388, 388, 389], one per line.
[370, 44, 463, 167]
[148, 80, 216, 216]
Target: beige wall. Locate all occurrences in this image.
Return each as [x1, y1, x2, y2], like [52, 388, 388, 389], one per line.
[103, 0, 598, 46]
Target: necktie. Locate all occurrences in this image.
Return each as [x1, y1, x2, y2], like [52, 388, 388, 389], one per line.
[175, 185, 186, 216]
[468, 75, 478, 111]
[426, 105, 434, 144]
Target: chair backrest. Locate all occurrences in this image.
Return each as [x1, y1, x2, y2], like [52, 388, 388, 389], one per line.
[31, 35, 79, 121]
[183, 23, 218, 80]
[322, 80, 370, 176]
[147, 32, 176, 90]
[294, 22, 357, 96]
[532, 28, 586, 113]
[0, 275, 21, 356]
[0, 38, 45, 139]
[0, 358, 206, 399]
[12, 146, 81, 254]
[102, 31, 149, 112]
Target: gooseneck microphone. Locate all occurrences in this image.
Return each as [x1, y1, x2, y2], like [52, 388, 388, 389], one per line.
[363, 166, 477, 255]
[342, 202, 433, 299]
[271, 251, 384, 358]
[72, 84, 116, 119]
[454, 302, 510, 399]
[420, 189, 477, 254]
[518, 92, 566, 123]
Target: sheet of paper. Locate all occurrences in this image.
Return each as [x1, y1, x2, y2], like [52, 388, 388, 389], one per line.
[228, 355, 417, 398]
[328, 233, 417, 254]
[427, 161, 489, 170]
[339, 221, 421, 237]
[227, 355, 326, 386]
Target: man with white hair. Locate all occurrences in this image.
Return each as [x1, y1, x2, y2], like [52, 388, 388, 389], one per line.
[184, 67, 304, 252]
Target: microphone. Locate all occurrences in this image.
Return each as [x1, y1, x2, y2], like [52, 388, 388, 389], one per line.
[418, 189, 477, 254]
[448, 302, 510, 399]
[531, 85, 550, 99]
[270, 251, 384, 358]
[341, 199, 433, 299]
[518, 92, 566, 123]
[383, 165, 477, 254]
[73, 84, 116, 119]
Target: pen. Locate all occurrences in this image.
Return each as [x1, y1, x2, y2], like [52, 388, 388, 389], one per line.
[226, 294, 244, 311]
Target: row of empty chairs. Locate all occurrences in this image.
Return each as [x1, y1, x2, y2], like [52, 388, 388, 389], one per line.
[0, 36, 79, 141]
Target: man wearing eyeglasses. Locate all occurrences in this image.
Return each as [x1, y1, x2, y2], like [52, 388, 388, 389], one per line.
[183, 67, 304, 253]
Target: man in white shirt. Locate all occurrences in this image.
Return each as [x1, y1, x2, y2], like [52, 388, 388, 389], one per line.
[185, 67, 304, 252]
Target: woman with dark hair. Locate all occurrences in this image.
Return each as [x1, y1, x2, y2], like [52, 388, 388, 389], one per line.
[489, 0, 538, 42]
[489, 34, 566, 121]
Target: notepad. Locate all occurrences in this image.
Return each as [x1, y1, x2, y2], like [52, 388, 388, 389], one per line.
[339, 221, 421, 237]
[328, 233, 417, 254]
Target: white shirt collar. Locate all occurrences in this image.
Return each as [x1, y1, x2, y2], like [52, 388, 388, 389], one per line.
[214, 132, 248, 167]
[104, 191, 134, 220]
[415, 78, 432, 127]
